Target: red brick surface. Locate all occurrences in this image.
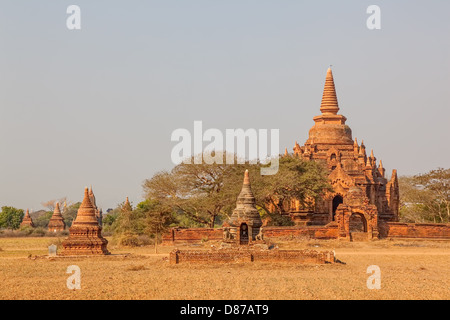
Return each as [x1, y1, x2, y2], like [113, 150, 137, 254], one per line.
[379, 222, 450, 239]
[162, 228, 223, 244]
[163, 221, 450, 245]
[170, 248, 335, 264]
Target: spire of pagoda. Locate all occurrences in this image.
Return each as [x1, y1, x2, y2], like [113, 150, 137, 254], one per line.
[71, 187, 100, 226]
[228, 170, 262, 229]
[53, 202, 62, 217]
[320, 67, 339, 115]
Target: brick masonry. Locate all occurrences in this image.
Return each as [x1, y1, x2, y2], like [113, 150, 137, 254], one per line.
[170, 248, 335, 264]
[163, 221, 450, 244]
[162, 228, 223, 244]
[379, 222, 450, 239]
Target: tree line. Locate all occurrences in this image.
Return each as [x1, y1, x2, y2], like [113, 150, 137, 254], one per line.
[1, 156, 448, 241]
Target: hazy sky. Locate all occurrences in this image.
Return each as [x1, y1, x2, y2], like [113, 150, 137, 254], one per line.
[1, 1, 449, 211]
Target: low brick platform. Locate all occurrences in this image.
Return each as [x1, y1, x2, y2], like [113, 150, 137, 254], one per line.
[169, 248, 335, 264]
[379, 222, 450, 239]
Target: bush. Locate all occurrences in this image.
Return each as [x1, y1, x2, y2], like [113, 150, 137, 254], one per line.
[32, 228, 46, 237]
[0, 228, 69, 238]
[137, 235, 153, 246]
[117, 233, 152, 247]
[19, 226, 35, 236]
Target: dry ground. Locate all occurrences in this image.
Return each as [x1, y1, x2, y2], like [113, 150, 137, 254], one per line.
[0, 237, 449, 300]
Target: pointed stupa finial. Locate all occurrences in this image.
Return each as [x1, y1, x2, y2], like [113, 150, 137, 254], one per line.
[378, 159, 385, 177]
[82, 187, 93, 208]
[54, 202, 61, 214]
[25, 208, 30, 218]
[320, 67, 339, 115]
[243, 169, 250, 185]
[359, 140, 366, 156]
[392, 169, 398, 179]
[122, 196, 132, 212]
[71, 187, 98, 227]
[284, 148, 288, 156]
[354, 138, 358, 146]
[370, 149, 374, 158]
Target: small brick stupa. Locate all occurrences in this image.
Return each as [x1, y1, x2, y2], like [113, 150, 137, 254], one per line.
[48, 202, 66, 232]
[225, 170, 263, 245]
[20, 209, 35, 228]
[61, 187, 110, 255]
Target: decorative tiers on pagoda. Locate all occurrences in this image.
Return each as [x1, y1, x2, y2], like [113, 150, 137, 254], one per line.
[48, 202, 66, 232]
[224, 170, 263, 245]
[61, 187, 110, 255]
[20, 209, 34, 228]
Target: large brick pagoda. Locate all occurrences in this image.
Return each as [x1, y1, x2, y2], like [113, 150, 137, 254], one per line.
[61, 187, 110, 255]
[286, 67, 399, 230]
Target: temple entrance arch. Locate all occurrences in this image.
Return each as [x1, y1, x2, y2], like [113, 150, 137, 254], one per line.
[239, 223, 249, 245]
[349, 212, 367, 233]
[332, 195, 343, 221]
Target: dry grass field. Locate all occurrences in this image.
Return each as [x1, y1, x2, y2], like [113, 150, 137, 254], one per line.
[0, 237, 449, 300]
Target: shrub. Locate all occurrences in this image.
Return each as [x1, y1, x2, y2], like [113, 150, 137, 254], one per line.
[19, 226, 35, 236]
[32, 228, 46, 237]
[118, 233, 140, 247]
[117, 233, 153, 247]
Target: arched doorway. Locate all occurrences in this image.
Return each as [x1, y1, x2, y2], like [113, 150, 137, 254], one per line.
[332, 195, 343, 221]
[239, 223, 249, 245]
[349, 213, 367, 233]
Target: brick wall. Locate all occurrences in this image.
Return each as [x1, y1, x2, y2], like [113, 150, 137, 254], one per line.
[162, 226, 339, 244]
[162, 221, 450, 244]
[170, 248, 335, 264]
[162, 228, 223, 244]
[379, 222, 450, 239]
[263, 225, 339, 239]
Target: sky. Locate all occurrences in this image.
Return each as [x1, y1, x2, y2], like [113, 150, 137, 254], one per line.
[0, 1, 449, 211]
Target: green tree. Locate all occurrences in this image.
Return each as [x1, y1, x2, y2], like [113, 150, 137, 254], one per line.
[102, 209, 120, 232]
[34, 210, 54, 228]
[0, 206, 24, 230]
[143, 153, 331, 228]
[138, 199, 175, 253]
[62, 202, 81, 227]
[399, 168, 450, 223]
